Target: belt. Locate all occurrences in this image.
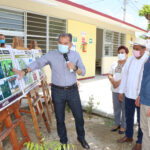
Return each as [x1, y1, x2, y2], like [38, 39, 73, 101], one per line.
[51, 83, 77, 90]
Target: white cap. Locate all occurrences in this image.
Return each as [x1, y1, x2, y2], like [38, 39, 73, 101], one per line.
[133, 38, 146, 47]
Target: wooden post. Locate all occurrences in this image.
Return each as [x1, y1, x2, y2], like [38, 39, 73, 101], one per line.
[26, 93, 42, 143]
[4, 116, 20, 150]
[0, 101, 30, 150]
[20, 86, 51, 143]
[41, 78, 54, 124]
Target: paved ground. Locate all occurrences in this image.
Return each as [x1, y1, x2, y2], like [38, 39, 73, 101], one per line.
[3, 110, 138, 150]
[3, 76, 139, 150]
[79, 75, 114, 118]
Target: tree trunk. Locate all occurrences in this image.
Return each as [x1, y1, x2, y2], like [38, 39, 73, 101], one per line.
[145, 14, 150, 21]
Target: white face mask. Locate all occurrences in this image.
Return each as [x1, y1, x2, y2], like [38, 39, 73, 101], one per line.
[118, 53, 126, 60]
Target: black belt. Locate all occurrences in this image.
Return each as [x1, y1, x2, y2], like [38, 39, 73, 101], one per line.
[51, 83, 77, 90]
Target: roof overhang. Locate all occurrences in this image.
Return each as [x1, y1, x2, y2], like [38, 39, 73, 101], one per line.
[55, 0, 147, 33]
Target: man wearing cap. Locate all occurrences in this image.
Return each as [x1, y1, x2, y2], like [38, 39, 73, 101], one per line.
[138, 32, 150, 150]
[118, 38, 148, 150]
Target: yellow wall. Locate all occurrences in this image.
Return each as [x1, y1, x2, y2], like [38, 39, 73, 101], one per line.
[67, 20, 96, 79]
[102, 57, 118, 74]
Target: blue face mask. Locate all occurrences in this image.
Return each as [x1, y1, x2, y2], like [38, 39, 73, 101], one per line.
[58, 44, 69, 54]
[0, 40, 5, 44]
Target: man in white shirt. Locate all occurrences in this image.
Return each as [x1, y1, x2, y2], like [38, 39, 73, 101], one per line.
[117, 38, 148, 150]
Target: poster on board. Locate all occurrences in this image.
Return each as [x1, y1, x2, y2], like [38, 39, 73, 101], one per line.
[12, 49, 38, 94]
[31, 49, 44, 81]
[0, 48, 23, 111]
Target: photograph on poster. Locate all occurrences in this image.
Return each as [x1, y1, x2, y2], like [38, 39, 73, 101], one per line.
[32, 50, 44, 80]
[1, 60, 14, 77]
[0, 48, 23, 111]
[8, 76, 20, 94]
[0, 79, 12, 99]
[18, 58, 34, 86]
[0, 90, 3, 101]
[0, 62, 4, 79]
[13, 50, 38, 93]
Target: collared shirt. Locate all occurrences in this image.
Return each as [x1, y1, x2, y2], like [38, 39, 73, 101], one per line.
[119, 52, 148, 100]
[140, 56, 150, 106]
[29, 50, 86, 86]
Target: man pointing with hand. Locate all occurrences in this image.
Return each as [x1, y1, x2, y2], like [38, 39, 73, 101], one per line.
[14, 33, 90, 149]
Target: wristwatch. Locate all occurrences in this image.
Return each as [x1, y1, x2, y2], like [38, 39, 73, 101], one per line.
[22, 68, 29, 75]
[74, 66, 78, 71]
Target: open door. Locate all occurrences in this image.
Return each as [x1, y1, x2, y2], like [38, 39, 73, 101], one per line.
[96, 28, 103, 75]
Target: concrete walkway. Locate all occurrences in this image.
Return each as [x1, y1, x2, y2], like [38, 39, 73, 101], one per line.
[79, 75, 114, 118]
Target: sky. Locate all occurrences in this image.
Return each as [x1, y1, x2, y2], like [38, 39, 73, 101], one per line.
[69, 0, 150, 30]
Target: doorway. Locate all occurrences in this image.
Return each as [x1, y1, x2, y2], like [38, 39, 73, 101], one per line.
[96, 28, 103, 75]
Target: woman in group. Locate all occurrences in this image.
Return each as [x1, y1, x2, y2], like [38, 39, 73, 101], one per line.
[108, 46, 129, 134]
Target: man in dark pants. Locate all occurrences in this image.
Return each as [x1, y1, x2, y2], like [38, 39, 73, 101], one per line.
[118, 38, 148, 150]
[13, 33, 90, 149]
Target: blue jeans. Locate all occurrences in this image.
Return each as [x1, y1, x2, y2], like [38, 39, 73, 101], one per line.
[125, 97, 143, 144]
[51, 85, 85, 144]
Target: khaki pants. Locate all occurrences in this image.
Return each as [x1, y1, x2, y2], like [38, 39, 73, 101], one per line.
[140, 104, 150, 150]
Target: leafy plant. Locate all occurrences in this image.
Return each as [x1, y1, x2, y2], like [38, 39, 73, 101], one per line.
[139, 5, 150, 30]
[86, 95, 94, 118]
[148, 23, 150, 31]
[139, 35, 148, 40]
[139, 5, 150, 16]
[24, 138, 75, 150]
[104, 118, 114, 127]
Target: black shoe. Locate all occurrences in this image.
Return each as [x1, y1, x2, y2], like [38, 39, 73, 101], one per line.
[111, 125, 120, 132]
[119, 130, 125, 134]
[77, 138, 90, 149]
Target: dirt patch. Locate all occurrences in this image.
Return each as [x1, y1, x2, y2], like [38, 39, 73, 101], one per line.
[2, 107, 138, 150]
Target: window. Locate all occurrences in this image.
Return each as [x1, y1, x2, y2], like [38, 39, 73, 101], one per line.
[104, 30, 126, 56]
[27, 13, 47, 53]
[0, 7, 66, 53]
[0, 8, 24, 32]
[0, 8, 24, 47]
[49, 17, 66, 51]
[5, 36, 24, 46]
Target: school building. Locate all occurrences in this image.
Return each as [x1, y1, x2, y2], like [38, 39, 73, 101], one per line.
[0, 0, 147, 83]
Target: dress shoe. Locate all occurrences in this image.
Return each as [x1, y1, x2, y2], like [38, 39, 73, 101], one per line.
[118, 130, 125, 134]
[132, 144, 142, 150]
[77, 138, 90, 149]
[117, 136, 133, 143]
[111, 125, 120, 132]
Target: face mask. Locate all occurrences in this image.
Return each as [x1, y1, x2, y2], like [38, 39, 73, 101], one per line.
[118, 54, 126, 60]
[58, 44, 69, 54]
[0, 40, 5, 44]
[133, 49, 141, 58]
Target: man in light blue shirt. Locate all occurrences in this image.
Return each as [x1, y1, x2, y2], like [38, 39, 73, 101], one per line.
[14, 33, 90, 150]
